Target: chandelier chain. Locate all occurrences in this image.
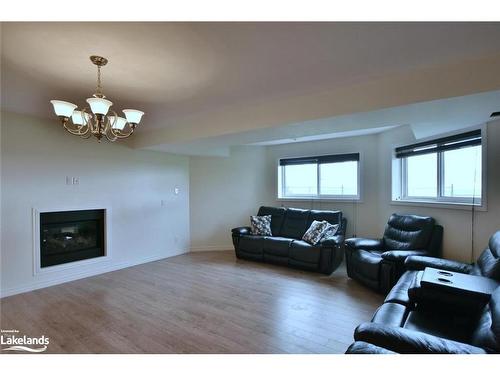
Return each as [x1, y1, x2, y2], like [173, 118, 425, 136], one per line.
[96, 65, 103, 97]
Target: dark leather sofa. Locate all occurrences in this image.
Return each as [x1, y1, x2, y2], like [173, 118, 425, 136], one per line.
[231, 206, 346, 274]
[347, 285, 500, 354]
[346, 231, 500, 354]
[345, 213, 443, 293]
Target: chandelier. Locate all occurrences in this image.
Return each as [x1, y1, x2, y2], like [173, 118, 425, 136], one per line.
[50, 56, 144, 142]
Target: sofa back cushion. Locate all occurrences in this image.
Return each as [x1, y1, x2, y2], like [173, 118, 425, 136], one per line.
[476, 231, 500, 281]
[383, 214, 435, 251]
[307, 210, 342, 231]
[470, 286, 500, 353]
[257, 206, 286, 236]
[280, 208, 310, 239]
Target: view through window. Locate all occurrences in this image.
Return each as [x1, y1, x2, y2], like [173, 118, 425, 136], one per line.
[396, 130, 482, 204]
[279, 153, 360, 199]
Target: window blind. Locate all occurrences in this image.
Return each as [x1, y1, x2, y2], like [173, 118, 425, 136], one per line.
[394, 129, 481, 159]
[279, 153, 359, 166]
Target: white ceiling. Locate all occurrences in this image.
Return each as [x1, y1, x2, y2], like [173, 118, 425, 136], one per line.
[2, 22, 500, 155]
[3, 22, 500, 126]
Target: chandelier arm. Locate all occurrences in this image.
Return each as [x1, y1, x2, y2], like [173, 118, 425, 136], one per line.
[104, 110, 119, 141]
[63, 122, 90, 137]
[104, 129, 117, 142]
[108, 124, 134, 139]
[107, 110, 134, 139]
[79, 108, 93, 138]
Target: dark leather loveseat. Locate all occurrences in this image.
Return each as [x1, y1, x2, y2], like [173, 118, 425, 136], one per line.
[231, 206, 346, 274]
[346, 231, 500, 354]
[345, 213, 443, 293]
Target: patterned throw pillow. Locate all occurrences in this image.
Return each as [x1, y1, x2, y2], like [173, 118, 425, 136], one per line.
[302, 220, 330, 245]
[321, 223, 340, 240]
[250, 215, 272, 236]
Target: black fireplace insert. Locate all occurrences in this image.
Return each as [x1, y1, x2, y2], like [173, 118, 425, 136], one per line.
[40, 209, 105, 267]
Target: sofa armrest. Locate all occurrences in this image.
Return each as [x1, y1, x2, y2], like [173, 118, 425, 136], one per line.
[231, 226, 252, 236]
[345, 341, 396, 354]
[345, 238, 383, 251]
[381, 250, 428, 262]
[320, 234, 344, 248]
[354, 323, 487, 354]
[404, 255, 473, 273]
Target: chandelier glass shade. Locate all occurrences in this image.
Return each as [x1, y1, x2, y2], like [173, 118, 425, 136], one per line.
[50, 56, 144, 142]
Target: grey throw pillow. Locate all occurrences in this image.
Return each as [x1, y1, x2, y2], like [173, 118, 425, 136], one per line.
[321, 223, 340, 240]
[250, 215, 272, 236]
[302, 220, 330, 245]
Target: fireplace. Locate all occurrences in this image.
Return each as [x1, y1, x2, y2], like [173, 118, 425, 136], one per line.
[40, 209, 105, 268]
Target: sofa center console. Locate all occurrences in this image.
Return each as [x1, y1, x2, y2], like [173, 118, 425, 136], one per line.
[421, 267, 499, 301]
[408, 267, 500, 314]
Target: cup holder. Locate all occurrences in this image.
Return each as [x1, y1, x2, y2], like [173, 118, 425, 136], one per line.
[437, 271, 454, 277]
[437, 277, 453, 284]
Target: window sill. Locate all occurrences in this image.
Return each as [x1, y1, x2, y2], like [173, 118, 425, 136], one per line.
[391, 199, 487, 211]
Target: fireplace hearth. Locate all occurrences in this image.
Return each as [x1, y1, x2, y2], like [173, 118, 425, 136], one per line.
[40, 209, 105, 267]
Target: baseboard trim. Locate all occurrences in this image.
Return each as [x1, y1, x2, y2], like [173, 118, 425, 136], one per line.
[190, 245, 233, 252]
[0, 249, 188, 298]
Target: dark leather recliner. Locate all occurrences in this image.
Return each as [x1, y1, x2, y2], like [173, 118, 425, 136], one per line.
[346, 231, 500, 354]
[345, 213, 443, 293]
[231, 206, 347, 274]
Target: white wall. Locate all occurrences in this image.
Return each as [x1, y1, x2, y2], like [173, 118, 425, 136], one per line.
[189, 121, 500, 262]
[189, 146, 273, 250]
[0, 111, 190, 297]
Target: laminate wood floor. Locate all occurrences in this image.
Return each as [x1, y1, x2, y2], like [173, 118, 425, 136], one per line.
[0, 251, 383, 354]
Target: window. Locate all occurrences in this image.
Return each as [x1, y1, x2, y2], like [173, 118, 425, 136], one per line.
[405, 153, 437, 198]
[394, 129, 483, 205]
[278, 153, 360, 199]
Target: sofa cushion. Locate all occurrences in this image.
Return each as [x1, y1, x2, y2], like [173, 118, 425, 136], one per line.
[307, 210, 342, 229]
[383, 214, 435, 251]
[257, 206, 286, 236]
[238, 236, 264, 254]
[353, 250, 383, 281]
[250, 215, 272, 236]
[262, 237, 292, 257]
[289, 240, 322, 264]
[280, 208, 310, 239]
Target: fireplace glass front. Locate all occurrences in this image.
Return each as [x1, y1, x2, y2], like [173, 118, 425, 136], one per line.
[40, 209, 105, 267]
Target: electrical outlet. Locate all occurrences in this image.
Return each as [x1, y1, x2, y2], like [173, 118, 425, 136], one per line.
[161, 200, 167, 207]
[72, 177, 80, 185]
